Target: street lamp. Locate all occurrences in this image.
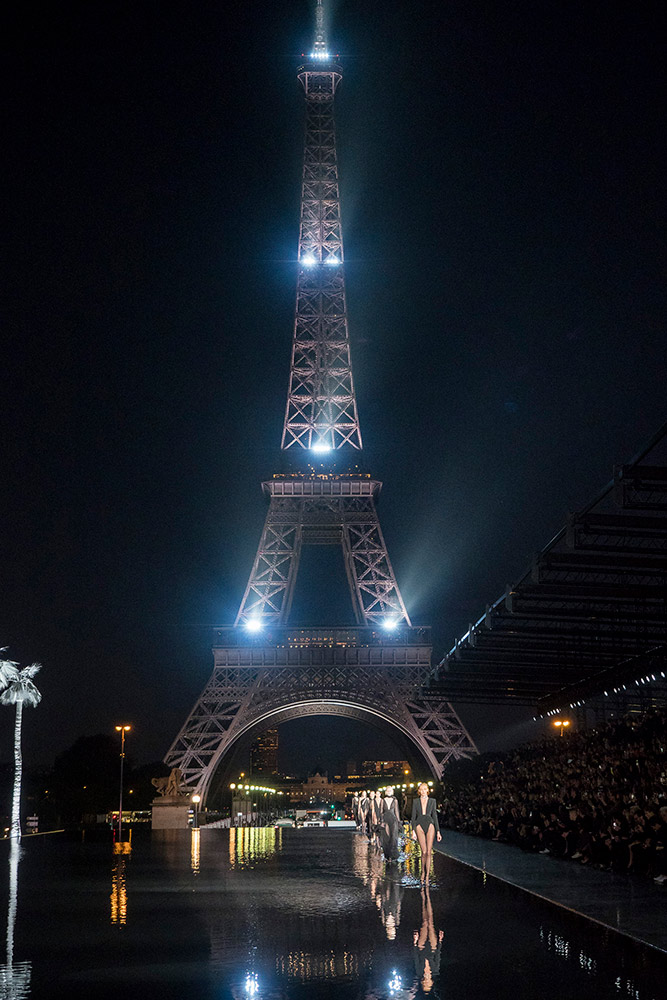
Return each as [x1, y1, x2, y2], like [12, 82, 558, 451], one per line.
[552, 719, 570, 738]
[114, 725, 131, 842]
[192, 794, 201, 829]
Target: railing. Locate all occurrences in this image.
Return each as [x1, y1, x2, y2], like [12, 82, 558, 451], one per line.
[212, 625, 431, 648]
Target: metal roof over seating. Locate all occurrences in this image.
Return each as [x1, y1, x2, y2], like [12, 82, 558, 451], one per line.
[435, 424, 667, 715]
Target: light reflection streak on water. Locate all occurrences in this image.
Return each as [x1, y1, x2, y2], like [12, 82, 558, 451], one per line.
[0, 840, 31, 999]
[275, 949, 359, 982]
[110, 856, 128, 926]
[190, 828, 200, 874]
[228, 826, 279, 868]
[539, 926, 654, 1000]
[244, 970, 259, 995]
[401, 836, 427, 882]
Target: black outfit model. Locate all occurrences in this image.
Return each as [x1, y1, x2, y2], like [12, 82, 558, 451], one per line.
[358, 795, 369, 834]
[410, 797, 440, 835]
[380, 794, 402, 860]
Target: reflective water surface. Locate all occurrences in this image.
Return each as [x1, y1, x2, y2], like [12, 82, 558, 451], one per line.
[1, 828, 665, 999]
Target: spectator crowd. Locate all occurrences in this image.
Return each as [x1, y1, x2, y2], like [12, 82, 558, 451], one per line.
[440, 708, 667, 883]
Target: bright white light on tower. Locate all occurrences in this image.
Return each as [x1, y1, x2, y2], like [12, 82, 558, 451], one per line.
[382, 618, 399, 631]
[325, 255, 339, 266]
[311, 440, 332, 453]
[310, 51, 330, 61]
[245, 618, 263, 633]
[301, 253, 317, 268]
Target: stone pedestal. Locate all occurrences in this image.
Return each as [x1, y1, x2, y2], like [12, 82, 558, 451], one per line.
[151, 796, 191, 830]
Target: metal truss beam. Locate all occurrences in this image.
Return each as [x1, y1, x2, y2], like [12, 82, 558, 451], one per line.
[282, 53, 361, 451]
[439, 432, 667, 709]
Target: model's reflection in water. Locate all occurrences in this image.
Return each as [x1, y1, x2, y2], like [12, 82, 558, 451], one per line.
[377, 878, 404, 940]
[413, 887, 443, 993]
[0, 839, 31, 999]
[354, 824, 428, 889]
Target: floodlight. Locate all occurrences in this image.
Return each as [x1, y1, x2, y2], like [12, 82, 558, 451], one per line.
[301, 253, 317, 267]
[245, 618, 263, 632]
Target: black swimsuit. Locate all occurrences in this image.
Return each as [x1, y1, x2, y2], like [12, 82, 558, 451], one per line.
[412, 797, 438, 834]
[415, 812, 435, 832]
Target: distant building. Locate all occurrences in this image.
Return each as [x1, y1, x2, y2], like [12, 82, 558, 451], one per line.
[251, 728, 279, 775]
[362, 760, 411, 778]
[300, 770, 335, 803]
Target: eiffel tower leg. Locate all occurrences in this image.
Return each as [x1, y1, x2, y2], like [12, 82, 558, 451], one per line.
[341, 526, 365, 624]
[164, 663, 257, 795]
[235, 498, 303, 625]
[404, 695, 478, 776]
[343, 496, 411, 626]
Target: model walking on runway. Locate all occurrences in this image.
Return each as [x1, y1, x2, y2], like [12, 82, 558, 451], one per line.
[351, 791, 360, 830]
[368, 790, 380, 848]
[379, 785, 402, 861]
[358, 790, 369, 834]
[410, 782, 441, 884]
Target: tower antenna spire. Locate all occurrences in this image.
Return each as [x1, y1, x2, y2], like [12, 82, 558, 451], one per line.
[313, 0, 327, 57]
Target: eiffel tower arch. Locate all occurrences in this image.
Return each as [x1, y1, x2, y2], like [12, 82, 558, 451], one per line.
[165, 2, 477, 800]
[167, 626, 477, 798]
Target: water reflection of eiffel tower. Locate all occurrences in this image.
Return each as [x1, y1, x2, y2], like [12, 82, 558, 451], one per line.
[165, 1, 477, 799]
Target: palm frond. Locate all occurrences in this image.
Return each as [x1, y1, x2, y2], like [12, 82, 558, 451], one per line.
[0, 666, 42, 707]
[0, 661, 19, 690]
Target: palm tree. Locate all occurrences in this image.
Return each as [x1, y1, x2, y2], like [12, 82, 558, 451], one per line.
[0, 663, 42, 841]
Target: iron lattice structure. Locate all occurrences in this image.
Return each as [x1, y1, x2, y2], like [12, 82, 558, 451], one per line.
[235, 477, 410, 627]
[165, 2, 476, 798]
[281, 26, 360, 451]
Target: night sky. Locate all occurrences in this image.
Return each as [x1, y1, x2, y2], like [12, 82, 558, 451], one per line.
[3, 1, 665, 775]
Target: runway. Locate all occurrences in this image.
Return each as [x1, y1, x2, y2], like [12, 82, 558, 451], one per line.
[437, 829, 667, 953]
[1, 828, 664, 998]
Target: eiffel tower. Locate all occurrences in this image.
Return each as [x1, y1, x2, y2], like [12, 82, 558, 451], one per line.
[165, 1, 477, 799]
